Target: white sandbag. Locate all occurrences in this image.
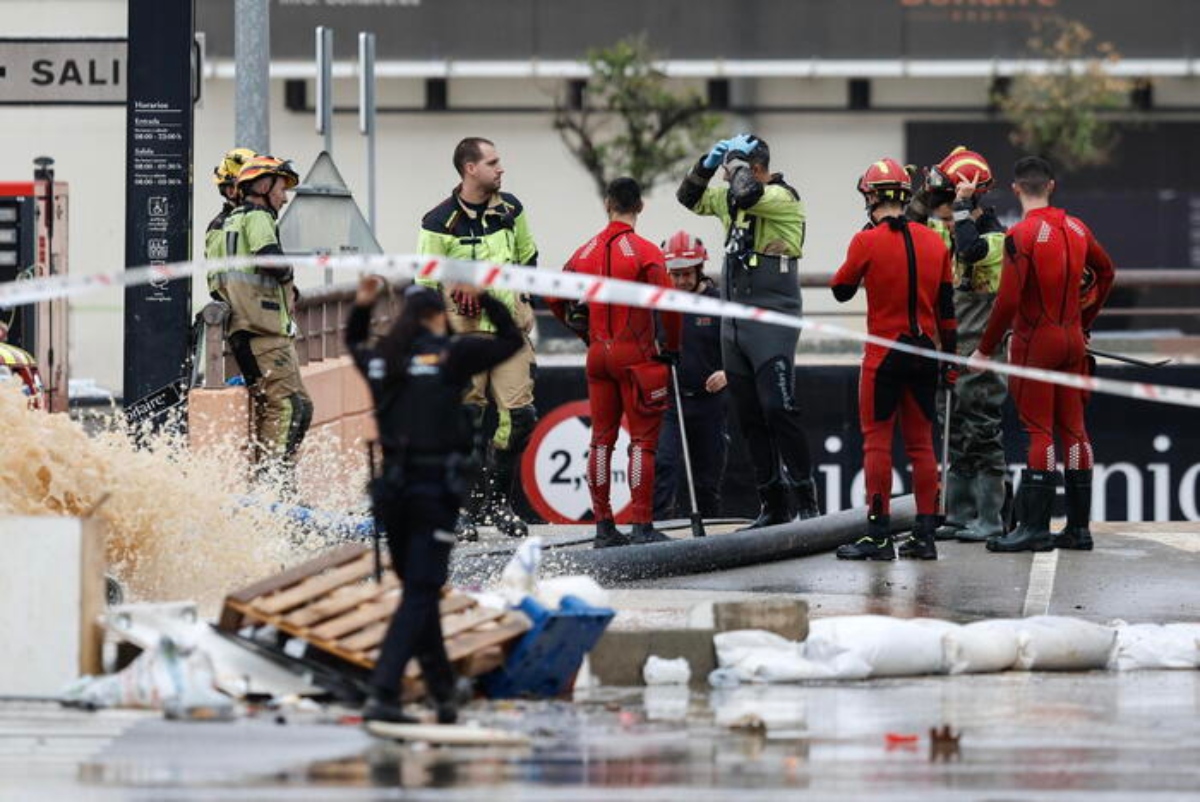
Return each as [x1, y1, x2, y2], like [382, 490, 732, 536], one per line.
[63, 636, 231, 713]
[643, 655, 692, 685]
[713, 629, 870, 682]
[1109, 622, 1200, 671]
[806, 616, 953, 677]
[1013, 616, 1116, 671]
[537, 575, 611, 610]
[944, 620, 1023, 675]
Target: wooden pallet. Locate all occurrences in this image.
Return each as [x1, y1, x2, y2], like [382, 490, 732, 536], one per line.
[219, 544, 529, 690]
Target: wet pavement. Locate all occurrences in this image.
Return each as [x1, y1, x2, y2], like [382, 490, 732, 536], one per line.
[4, 522, 1198, 800]
[4, 671, 1200, 800]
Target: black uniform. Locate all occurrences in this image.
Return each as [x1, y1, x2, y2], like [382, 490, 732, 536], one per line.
[654, 279, 728, 519]
[347, 293, 522, 705]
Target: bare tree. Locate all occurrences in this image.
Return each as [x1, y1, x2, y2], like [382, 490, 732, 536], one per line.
[554, 36, 720, 200]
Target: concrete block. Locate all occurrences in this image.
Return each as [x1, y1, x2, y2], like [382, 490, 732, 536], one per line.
[588, 628, 716, 687]
[0, 517, 105, 695]
[713, 599, 809, 641]
[341, 358, 374, 415]
[300, 360, 344, 427]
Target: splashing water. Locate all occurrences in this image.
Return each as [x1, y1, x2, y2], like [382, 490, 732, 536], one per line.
[0, 384, 368, 612]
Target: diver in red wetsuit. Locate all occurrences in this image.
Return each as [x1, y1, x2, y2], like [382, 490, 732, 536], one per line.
[548, 178, 683, 548]
[970, 156, 1115, 553]
[831, 158, 958, 561]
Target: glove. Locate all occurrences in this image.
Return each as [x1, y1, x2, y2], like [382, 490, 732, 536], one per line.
[565, 302, 590, 342]
[451, 288, 481, 318]
[940, 361, 958, 390]
[702, 140, 730, 170]
[724, 133, 758, 157]
[653, 350, 680, 367]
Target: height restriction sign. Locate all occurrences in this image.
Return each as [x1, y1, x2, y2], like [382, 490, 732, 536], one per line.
[520, 400, 632, 525]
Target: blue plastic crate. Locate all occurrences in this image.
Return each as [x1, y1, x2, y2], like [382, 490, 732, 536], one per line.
[481, 595, 615, 699]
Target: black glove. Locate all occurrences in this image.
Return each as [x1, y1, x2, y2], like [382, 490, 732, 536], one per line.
[654, 350, 680, 367]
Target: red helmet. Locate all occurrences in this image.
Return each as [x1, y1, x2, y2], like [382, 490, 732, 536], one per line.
[927, 146, 993, 195]
[661, 230, 708, 271]
[857, 158, 913, 207]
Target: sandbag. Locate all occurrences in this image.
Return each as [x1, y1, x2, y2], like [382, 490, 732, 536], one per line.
[1012, 616, 1116, 671]
[64, 636, 231, 714]
[807, 616, 954, 677]
[643, 655, 691, 685]
[944, 620, 1022, 674]
[1109, 621, 1200, 671]
[713, 629, 870, 682]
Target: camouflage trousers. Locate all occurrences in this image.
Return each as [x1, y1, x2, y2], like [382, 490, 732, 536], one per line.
[939, 367, 1007, 477]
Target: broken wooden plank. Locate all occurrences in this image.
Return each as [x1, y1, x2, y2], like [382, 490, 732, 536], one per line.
[441, 606, 507, 639]
[308, 590, 401, 641]
[253, 553, 377, 616]
[289, 575, 399, 629]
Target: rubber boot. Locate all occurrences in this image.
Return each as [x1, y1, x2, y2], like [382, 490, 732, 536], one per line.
[898, 514, 939, 560]
[486, 451, 529, 539]
[935, 470, 976, 540]
[423, 673, 459, 725]
[958, 472, 1006, 542]
[1053, 469, 1094, 551]
[738, 483, 791, 531]
[453, 510, 479, 543]
[836, 514, 895, 561]
[987, 469, 1056, 553]
[791, 477, 822, 521]
[593, 519, 630, 549]
[629, 522, 671, 545]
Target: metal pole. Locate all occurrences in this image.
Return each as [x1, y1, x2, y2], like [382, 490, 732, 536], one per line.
[670, 365, 706, 539]
[316, 26, 334, 155]
[939, 386, 953, 518]
[359, 32, 377, 233]
[234, 0, 270, 153]
[1086, 346, 1172, 368]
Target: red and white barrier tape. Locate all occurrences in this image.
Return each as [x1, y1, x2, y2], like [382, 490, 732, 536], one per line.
[1, 252, 1197, 409]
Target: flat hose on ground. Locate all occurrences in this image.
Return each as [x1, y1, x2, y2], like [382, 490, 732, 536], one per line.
[451, 495, 918, 585]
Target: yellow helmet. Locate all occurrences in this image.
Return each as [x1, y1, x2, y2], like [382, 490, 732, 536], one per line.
[235, 155, 300, 195]
[212, 147, 258, 188]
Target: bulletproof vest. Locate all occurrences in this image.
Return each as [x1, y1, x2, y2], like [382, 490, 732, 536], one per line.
[374, 333, 475, 459]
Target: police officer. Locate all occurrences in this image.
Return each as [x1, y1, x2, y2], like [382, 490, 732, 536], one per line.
[348, 276, 523, 725]
[209, 155, 313, 474]
[418, 137, 539, 541]
[204, 147, 256, 259]
[908, 147, 1008, 543]
[653, 231, 728, 521]
[677, 133, 819, 528]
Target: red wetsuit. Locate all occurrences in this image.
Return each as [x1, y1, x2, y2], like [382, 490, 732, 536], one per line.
[831, 216, 957, 516]
[550, 221, 682, 523]
[977, 206, 1115, 471]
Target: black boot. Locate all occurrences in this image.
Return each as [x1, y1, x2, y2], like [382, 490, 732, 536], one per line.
[453, 510, 479, 543]
[898, 514, 939, 560]
[1053, 469, 1093, 550]
[958, 471, 1006, 543]
[837, 514, 895, 561]
[363, 693, 418, 725]
[791, 477, 822, 520]
[987, 469, 1056, 553]
[593, 519, 629, 549]
[629, 522, 671, 544]
[739, 483, 791, 531]
[485, 450, 529, 539]
[935, 470, 976, 540]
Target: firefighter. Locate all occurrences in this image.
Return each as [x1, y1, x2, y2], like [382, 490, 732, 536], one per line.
[417, 137, 539, 541]
[348, 277, 523, 725]
[652, 231, 728, 520]
[210, 155, 313, 474]
[831, 158, 958, 560]
[971, 157, 1115, 553]
[548, 178, 683, 548]
[676, 133, 819, 529]
[204, 147, 257, 260]
[908, 147, 1009, 543]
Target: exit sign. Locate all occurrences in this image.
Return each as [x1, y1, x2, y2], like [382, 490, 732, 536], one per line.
[0, 38, 126, 105]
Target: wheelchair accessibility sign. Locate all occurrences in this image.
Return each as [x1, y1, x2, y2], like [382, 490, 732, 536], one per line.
[521, 400, 632, 524]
